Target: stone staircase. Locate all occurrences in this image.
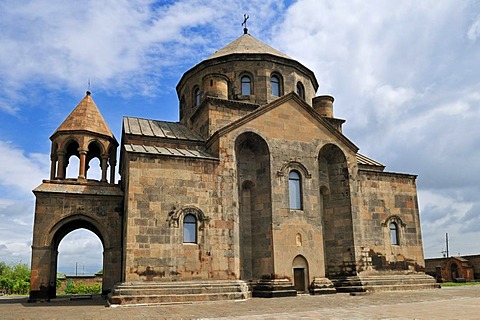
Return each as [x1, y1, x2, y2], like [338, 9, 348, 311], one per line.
[331, 273, 440, 293]
[251, 278, 297, 298]
[108, 280, 249, 306]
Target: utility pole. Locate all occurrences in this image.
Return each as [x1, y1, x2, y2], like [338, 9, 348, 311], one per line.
[446, 233, 449, 258]
[75, 262, 78, 276]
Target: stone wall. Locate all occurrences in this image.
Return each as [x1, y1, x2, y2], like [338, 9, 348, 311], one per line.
[122, 152, 238, 282]
[352, 170, 425, 274]
[30, 181, 123, 300]
[463, 255, 480, 278]
[216, 97, 359, 284]
[178, 58, 317, 139]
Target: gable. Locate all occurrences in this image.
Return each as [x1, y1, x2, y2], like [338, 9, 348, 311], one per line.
[207, 92, 358, 153]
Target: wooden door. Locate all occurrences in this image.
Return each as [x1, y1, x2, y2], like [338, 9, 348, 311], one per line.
[294, 268, 305, 292]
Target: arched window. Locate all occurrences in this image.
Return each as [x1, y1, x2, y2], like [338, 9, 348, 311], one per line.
[271, 75, 280, 96]
[183, 214, 197, 243]
[289, 170, 302, 210]
[390, 222, 399, 245]
[296, 82, 305, 100]
[241, 75, 251, 96]
[193, 87, 200, 107]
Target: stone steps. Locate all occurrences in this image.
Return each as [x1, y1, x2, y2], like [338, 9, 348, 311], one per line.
[332, 274, 440, 293]
[109, 280, 249, 306]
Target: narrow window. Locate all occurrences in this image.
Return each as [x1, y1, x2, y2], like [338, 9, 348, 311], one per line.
[296, 82, 305, 100]
[289, 170, 302, 210]
[183, 214, 197, 243]
[390, 222, 399, 245]
[194, 87, 200, 107]
[271, 75, 280, 96]
[241, 75, 251, 96]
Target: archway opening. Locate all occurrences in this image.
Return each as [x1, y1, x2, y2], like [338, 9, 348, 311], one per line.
[86, 158, 102, 181]
[292, 255, 309, 293]
[58, 229, 103, 276]
[65, 156, 80, 179]
[52, 221, 106, 297]
[65, 140, 80, 179]
[236, 132, 272, 280]
[86, 142, 103, 181]
[318, 144, 354, 278]
[450, 263, 458, 281]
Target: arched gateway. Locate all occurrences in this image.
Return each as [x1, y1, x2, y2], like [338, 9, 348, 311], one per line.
[29, 92, 123, 301]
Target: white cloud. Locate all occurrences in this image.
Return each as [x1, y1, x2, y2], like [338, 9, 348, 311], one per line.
[0, 140, 49, 196]
[57, 229, 103, 275]
[1, 0, 479, 266]
[468, 15, 480, 40]
[273, 0, 480, 258]
[0, 201, 34, 265]
[0, 0, 286, 107]
[370, 85, 417, 123]
[419, 188, 480, 258]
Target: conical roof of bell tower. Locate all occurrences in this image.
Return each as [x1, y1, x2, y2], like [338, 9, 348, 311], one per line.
[51, 91, 115, 140]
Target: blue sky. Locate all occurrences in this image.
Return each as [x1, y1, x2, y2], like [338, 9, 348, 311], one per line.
[0, 0, 479, 275]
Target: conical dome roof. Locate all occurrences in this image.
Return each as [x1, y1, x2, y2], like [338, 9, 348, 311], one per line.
[206, 33, 291, 61]
[52, 92, 115, 140]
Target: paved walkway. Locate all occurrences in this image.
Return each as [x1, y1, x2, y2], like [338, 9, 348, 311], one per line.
[1, 286, 479, 319]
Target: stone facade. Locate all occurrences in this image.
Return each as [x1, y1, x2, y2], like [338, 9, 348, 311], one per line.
[30, 31, 437, 304]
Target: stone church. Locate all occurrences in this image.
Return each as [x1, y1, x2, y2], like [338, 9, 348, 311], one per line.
[29, 30, 437, 304]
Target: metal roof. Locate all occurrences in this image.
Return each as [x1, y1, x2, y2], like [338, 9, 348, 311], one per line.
[357, 153, 385, 168]
[123, 117, 204, 142]
[124, 144, 217, 160]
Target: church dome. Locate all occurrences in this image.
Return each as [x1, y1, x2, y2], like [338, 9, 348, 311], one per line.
[205, 33, 292, 61]
[176, 32, 319, 133]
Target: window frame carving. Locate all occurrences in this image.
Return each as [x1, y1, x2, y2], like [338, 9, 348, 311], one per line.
[167, 205, 209, 229]
[277, 161, 312, 179]
[381, 215, 406, 246]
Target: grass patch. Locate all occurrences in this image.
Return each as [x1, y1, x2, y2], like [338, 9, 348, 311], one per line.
[440, 281, 480, 287]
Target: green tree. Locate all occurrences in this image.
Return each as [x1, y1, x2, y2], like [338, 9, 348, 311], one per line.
[0, 261, 30, 295]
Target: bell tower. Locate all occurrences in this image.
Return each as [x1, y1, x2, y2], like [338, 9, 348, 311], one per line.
[29, 92, 124, 301]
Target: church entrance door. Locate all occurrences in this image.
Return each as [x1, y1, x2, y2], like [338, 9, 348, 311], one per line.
[292, 255, 309, 293]
[293, 268, 306, 292]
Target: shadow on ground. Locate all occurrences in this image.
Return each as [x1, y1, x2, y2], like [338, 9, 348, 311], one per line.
[0, 294, 107, 307]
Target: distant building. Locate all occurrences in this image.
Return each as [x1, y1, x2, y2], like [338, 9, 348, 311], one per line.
[29, 30, 438, 304]
[425, 255, 480, 282]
